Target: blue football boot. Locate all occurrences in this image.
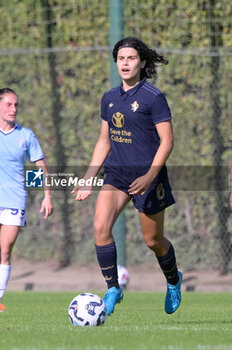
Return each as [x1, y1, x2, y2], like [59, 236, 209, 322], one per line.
[104, 286, 123, 315]
[165, 271, 182, 314]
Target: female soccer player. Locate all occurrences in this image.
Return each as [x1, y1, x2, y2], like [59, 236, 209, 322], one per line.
[0, 88, 53, 311]
[72, 37, 182, 315]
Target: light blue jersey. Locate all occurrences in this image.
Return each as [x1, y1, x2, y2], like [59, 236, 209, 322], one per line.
[0, 123, 44, 210]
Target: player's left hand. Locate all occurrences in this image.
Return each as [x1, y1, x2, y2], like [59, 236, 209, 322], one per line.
[128, 173, 154, 195]
[40, 197, 53, 219]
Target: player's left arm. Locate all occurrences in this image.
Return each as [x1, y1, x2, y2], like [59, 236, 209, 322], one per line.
[35, 158, 53, 219]
[129, 120, 174, 195]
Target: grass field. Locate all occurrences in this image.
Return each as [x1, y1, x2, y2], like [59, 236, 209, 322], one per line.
[1, 291, 232, 350]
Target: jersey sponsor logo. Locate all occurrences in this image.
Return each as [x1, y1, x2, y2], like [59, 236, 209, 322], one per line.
[25, 169, 43, 188]
[131, 101, 139, 112]
[112, 112, 125, 128]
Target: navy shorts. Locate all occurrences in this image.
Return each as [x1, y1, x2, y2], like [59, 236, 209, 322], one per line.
[103, 165, 175, 215]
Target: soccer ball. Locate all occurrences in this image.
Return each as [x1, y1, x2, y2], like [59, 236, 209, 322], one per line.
[117, 265, 129, 290]
[68, 293, 107, 327]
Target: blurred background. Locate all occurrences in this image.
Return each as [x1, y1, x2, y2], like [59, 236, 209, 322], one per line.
[1, 0, 231, 277]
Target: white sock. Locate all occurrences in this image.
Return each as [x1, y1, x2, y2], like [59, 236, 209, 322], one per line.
[0, 264, 11, 303]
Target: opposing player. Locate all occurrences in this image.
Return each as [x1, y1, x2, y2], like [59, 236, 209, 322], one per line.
[0, 88, 53, 311]
[72, 37, 182, 315]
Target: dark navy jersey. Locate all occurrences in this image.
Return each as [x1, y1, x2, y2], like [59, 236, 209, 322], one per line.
[101, 78, 172, 168]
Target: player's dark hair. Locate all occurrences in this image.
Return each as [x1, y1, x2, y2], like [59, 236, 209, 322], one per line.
[0, 87, 17, 100]
[113, 37, 168, 79]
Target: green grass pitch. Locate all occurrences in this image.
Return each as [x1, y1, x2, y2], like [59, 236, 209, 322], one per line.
[1, 291, 232, 350]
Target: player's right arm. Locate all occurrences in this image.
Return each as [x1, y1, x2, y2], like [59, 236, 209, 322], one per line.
[72, 120, 111, 200]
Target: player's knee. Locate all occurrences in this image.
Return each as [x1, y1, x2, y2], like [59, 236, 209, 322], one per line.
[0, 249, 11, 264]
[94, 219, 111, 242]
[144, 237, 161, 251]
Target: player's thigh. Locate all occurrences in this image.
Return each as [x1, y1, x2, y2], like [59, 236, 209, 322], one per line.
[139, 210, 165, 246]
[0, 225, 20, 250]
[94, 184, 130, 237]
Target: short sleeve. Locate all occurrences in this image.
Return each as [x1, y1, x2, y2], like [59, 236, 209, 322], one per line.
[27, 131, 44, 162]
[100, 93, 108, 121]
[150, 92, 172, 124]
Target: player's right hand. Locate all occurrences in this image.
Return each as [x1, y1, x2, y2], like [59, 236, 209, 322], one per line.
[71, 186, 92, 201]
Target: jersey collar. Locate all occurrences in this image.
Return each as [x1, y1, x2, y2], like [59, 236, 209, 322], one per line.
[120, 78, 146, 97]
[0, 123, 18, 135]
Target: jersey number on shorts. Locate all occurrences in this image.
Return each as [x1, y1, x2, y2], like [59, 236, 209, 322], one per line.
[11, 209, 25, 217]
[156, 183, 165, 200]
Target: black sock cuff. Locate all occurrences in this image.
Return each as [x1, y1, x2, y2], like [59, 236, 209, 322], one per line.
[156, 243, 175, 264]
[95, 242, 116, 253]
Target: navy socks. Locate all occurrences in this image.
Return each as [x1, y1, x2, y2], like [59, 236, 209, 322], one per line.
[95, 242, 119, 289]
[156, 243, 179, 285]
[96, 242, 179, 288]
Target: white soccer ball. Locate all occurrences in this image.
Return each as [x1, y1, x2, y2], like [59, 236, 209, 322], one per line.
[117, 265, 129, 289]
[68, 293, 107, 327]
